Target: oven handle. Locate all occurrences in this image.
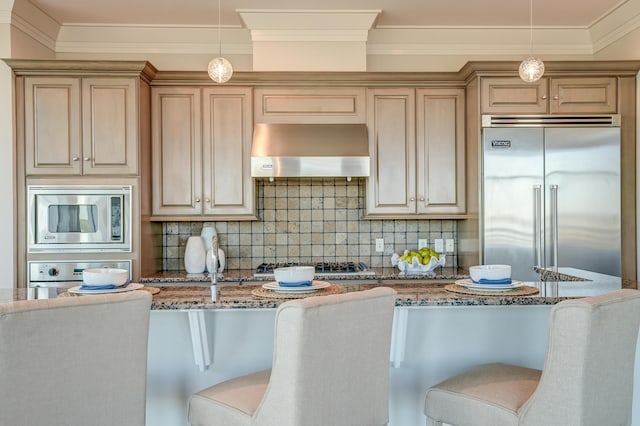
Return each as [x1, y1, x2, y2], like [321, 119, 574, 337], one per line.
[29, 281, 79, 289]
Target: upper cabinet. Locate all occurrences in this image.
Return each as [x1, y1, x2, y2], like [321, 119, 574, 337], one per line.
[480, 77, 617, 115]
[366, 87, 466, 217]
[24, 77, 139, 175]
[151, 86, 255, 219]
[254, 87, 366, 123]
[416, 88, 466, 214]
[202, 87, 254, 217]
[151, 87, 202, 216]
[366, 89, 416, 216]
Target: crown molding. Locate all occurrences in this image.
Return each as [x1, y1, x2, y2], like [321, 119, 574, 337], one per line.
[56, 40, 252, 55]
[10, 12, 57, 51]
[589, 0, 640, 51]
[146, 60, 640, 86]
[237, 9, 380, 31]
[250, 29, 369, 42]
[6, 2, 640, 63]
[366, 42, 594, 56]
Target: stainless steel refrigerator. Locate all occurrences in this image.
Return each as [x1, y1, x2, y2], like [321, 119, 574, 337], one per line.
[481, 115, 621, 282]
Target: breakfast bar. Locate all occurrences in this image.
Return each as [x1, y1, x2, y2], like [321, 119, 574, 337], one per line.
[0, 267, 630, 426]
[132, 267, 634, 426]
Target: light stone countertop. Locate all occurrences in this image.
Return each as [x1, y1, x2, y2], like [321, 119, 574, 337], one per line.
[1, 267, 628, 308]
[146, 267, 627, 310]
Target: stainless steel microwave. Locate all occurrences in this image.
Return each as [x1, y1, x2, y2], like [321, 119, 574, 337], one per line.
[27, 185, 132, 252]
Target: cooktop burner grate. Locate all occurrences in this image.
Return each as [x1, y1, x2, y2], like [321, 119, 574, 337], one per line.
[255, 261, 369, 275]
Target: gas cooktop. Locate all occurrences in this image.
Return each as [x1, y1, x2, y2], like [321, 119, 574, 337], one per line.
[254, 261, 375, 277]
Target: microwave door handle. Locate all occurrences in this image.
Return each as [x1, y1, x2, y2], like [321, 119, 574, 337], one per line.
[549, 184, 559, 271]
[533, 185, 543, 268]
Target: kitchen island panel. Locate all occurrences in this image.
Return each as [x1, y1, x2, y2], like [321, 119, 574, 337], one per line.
[145, 302, 636, 426]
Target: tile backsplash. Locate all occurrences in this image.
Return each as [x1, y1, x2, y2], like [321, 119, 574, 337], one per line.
[161, 178, 457, 271]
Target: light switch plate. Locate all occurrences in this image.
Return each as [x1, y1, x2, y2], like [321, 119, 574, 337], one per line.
[418, 239, 428, 249]
[434, 239, 444, 253]
[375, 238, 385, 253]
[445, 239, 454, 252]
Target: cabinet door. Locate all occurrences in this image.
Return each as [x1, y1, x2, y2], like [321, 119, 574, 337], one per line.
[202, 87, 255, 216]
[151, 87, 202, 215]
[480, 77, 548, 114]
[366, 89, 416, 215]
[416, 88, 466, 214]
[82, 78, 138, 175]
[549, 77, 617, 114]
[24, 77, 81, 175]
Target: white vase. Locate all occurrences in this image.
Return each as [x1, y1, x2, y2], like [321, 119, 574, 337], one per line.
[184, 236, 206, 274]
[201, 226, 217, 251]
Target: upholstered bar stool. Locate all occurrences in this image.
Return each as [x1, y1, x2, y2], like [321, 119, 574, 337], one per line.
[424, 289, 640, 426]
[0, 291, 152, 426]
[188, 287, 397, 426]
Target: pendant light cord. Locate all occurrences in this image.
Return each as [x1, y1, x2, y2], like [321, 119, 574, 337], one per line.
[529, 0, 533, 55]
[218, 0, 222, 57]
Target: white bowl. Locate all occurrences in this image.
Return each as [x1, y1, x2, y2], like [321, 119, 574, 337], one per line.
[469, 264, 511, 282]
[82, 268, 129, 287]
[273, 266, 315, 284]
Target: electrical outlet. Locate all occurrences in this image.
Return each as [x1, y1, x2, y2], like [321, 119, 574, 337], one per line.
[418, 239, 428, 249]
[434, 239, 444, 253]
[375, 238, 385, 253]
[445, 239, 455, 253]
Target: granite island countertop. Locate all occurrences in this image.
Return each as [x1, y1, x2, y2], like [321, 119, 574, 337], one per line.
[147, 268, 627, 310]
[1, 268, 629, 308]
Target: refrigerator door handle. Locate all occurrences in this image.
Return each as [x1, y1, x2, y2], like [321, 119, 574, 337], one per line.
[549, 184, 559, 270]
[533, 185, 543, 268]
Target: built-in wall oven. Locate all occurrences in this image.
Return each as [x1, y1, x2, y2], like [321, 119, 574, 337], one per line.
[27, 185, 131, 253]
[28, 260, 132, 299]
[26, 185, 134, 299]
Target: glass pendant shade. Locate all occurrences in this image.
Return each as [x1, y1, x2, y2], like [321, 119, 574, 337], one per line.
[519, 56, 545, 83]
[208, 57, 233, 83]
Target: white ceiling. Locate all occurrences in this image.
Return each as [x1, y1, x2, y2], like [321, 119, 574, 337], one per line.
[31, 0, 626, 29]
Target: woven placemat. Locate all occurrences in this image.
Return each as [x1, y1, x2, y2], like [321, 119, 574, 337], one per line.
[252, 284, 345, 299]
[445, 283, 539, 297]
[59, 285, 160, 297]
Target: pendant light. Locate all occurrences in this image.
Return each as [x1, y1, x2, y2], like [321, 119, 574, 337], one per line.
[519, 0, 545, 82]
[207, 0, 233, 83]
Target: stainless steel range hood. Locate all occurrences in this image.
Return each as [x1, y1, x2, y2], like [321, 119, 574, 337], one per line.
[251, 123, 370, 178]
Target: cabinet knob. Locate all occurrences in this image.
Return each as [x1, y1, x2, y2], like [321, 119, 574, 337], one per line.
[541, 95, 547, 100]
[195, 198, 201, 203]
[419, 196, 425, 202]
[72, 156, 79, 161]
[205, 198, 210, 204]
[83, 157, 90, 161]
[553, 95, 559, 100]
[410, 197, 415, 202]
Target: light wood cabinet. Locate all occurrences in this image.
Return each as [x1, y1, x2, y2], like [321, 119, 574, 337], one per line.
[366, 88, 466, 217]
[549, 77, 617, 114]
[25, 77, 138, 175]
[202, 87, 254, 216]
[152, 87, 202, 216]
[254, 87, 366, 123]
[366, 89, 416, 215]
[151, 86, 255, 219]
[416, 88, 465, 214]
[481, 77, 617, 114]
